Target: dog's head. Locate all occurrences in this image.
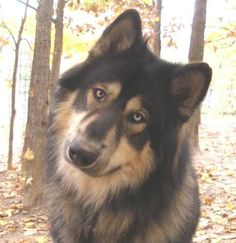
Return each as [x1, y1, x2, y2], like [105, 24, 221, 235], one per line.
[51, 10, 211, 184]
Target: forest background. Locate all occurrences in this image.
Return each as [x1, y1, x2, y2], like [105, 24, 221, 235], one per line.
[0, 0, 235, 242]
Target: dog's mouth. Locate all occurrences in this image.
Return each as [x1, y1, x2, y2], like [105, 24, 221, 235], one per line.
[103, 165, 121, 176]
[74, 159, 122, 177]
[78, 161, 122, 177]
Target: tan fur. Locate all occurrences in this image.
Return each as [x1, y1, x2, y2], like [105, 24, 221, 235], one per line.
[124, 96, 147, 134]
[104, 81, 122, 101]
[124, 96, 143, 114]
[126, 118, 146, 135]
[54, 101, 195, 241]
[56, 138, 153, 208]
[54, 92, 154, 208]
[76, 113, 99, 135]
[94, 209, 134, 239]
[51, 92, 78, 134]
[48, 191, 134, 243]
[87, 81, 121, 107]
[133, 171, 196, 243]
[52, 81, 121, 136]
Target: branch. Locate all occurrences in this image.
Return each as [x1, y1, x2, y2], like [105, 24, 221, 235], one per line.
[207, 25, 236, 34]
[219, 26, 235, 35]
[1, 21, 17, 46]
[16, 0, 58, 24]
[221, 40, 236, 48]
[1, 0, 30, 46]
[22, 38, 33, 50]
[15, 0, 29, 46]
[206, 35, 233, 44]
[16, 0, 38, 11]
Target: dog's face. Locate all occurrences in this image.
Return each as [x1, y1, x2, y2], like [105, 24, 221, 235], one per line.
[51, 10, 211, 191]
[55, 78, 154, 180]
[66, 81, 153, 176]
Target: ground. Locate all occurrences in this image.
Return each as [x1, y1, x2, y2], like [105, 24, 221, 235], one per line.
[0, 115, 235, 243]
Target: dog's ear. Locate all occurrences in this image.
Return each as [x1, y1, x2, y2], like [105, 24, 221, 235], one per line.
[90, 9, 142, 56]
[171, 63, 212, 121]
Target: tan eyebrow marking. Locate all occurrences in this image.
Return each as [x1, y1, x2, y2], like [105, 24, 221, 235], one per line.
[87, 81, 121, 106]
[124, 97, 143, 114]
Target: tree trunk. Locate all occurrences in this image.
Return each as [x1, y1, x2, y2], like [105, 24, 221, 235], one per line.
[188, 0, 208, 149]
[153, 0, 162, 57]
[7, 0, 29, 170]
[8, 44, 19, 170]
[189, 0, 207, 62]
[22, 0, 53, 208]
[50, 0, 66, 98]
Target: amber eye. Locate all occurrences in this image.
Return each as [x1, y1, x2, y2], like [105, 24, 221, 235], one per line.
[93, 88, 106, 102]
[129, 112, 146, 124]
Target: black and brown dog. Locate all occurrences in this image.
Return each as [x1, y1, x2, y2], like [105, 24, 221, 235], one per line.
[46, 9, 212, 243]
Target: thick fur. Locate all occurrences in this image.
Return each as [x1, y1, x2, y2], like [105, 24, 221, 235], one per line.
[46, 9, 212, 243]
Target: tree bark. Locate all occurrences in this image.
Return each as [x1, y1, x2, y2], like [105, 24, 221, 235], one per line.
[188, 0, 208, 149]
[50, 0, 66, 98]
[7, 0, 29, 170]
[189, 0, 207, 61]
[153, 0, 162, 57]
[22, 0, 53, 208]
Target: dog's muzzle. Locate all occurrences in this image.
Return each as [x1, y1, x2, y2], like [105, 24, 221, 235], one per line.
[65, 138, 112, 177]
[65, 138, 121, 177]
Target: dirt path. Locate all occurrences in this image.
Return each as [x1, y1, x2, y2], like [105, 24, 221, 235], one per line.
[0, 116, 235, 243]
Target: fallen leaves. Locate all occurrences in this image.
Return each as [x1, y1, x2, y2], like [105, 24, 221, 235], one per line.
[0, 169, 50, 242]
[193, 116, 236, 242]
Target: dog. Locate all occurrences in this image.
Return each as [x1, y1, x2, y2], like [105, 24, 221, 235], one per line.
[46, 9, 212, 243]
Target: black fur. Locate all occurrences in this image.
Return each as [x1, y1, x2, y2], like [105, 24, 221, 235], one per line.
[46, 9, 212, 243]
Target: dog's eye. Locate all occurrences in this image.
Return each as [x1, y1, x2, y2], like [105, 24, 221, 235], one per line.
[93, 88, 106, 102]
[129, 112, 146, 124]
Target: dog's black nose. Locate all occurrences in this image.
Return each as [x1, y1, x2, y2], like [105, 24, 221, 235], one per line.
[68, 142, 100, 167]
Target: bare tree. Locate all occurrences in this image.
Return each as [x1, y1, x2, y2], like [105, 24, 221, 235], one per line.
[152, 0, 162, 57]
[22, 0, 53, 208]
[3, 0, 29, 170]
[50, 0, 66, 98]
[188, 0, 208, 149]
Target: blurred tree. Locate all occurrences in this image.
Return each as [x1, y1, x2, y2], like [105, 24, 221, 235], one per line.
[188, 0, 208, 149]
[22, 0, 53, 208]
[152, 0, 162, 57]
[50, 0, 66, 98]
[3, 0, 29, 170]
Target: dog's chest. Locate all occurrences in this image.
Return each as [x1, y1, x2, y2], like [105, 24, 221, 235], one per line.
[81, 208, 134, 242]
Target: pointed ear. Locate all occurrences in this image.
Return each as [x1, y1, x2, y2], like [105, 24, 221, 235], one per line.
[171, 63, 212, 121]
[90, 9, 142, 57]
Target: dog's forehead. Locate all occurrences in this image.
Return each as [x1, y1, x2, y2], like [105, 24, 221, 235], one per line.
[106, 81, 147, 106]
